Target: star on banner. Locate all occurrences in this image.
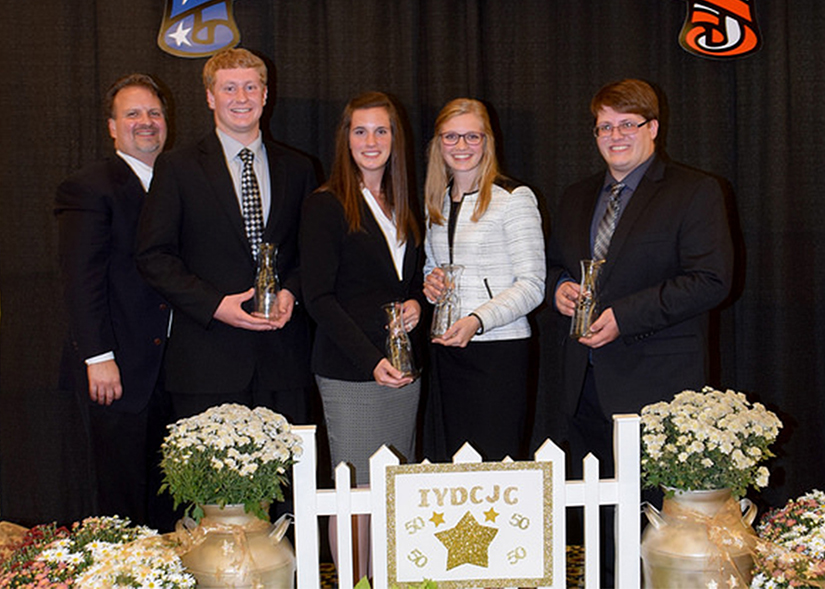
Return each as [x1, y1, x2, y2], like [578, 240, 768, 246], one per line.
[430, 512, 445, 527]
[484, 507, 499, 522]
[435, 511, 498, 570]
[168, 21, 192, 47]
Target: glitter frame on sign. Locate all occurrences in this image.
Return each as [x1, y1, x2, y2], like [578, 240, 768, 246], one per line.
[385, 461, 553, 588]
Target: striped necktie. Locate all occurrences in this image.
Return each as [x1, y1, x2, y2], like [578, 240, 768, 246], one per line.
[593, 182, 625, 261]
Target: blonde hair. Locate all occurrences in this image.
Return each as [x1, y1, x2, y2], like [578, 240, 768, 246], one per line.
[424, 98, 500, 225]
[202, 48, 267, 91]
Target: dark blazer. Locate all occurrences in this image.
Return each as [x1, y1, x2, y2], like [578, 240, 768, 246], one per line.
[56, 157, 169, 414]
[547, 155, 734, 421]
[136, 132, 317, 395]
[300, 190, 424, 381]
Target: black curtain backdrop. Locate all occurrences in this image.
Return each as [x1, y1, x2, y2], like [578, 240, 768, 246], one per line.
[1, 1, 822, 526]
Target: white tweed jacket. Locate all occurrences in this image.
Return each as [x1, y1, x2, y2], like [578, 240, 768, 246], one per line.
[424, 181, 546, 341]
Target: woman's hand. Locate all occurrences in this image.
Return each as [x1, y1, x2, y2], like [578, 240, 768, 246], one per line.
[373, 358, 414, 388]
[423, 267, 446, 303]
[401, 299, 421, 331]
[431, 314, 481, 348]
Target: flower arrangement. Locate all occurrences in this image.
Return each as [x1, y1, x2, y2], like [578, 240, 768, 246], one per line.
[641, 386, 782, 498]
[0, 516, 194, 588]
[160, 403, 303, 522]
[751, 489, 825, 588]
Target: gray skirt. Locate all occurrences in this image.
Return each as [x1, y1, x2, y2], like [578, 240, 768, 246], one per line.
[316, 375, 421, 485]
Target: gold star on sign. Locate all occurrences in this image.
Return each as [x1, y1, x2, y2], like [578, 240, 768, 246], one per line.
[484, 507, 499, 522]
[430, 512, 445, 526]
[435, 511, 498, 570]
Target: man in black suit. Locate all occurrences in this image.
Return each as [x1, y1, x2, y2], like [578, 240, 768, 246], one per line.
[56, 74, 171, 527]
[549, 77, 734, 470]
[136, 48, 317, 424]
[548, 77, 734, 584]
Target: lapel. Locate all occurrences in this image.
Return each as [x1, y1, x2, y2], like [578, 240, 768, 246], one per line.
[598, 155, 666, 284]
[438, 187, 474, 265]
[400, 231, 417, 289]
[361, 197, 408, 287]
[198, 133, 251, 255]
[263, 140, 286, 241]
[109, 157, 145, 202]
[571, 175, 603, 275]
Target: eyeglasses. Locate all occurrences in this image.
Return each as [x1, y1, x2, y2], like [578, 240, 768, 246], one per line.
[593, 119, 651, 138]
[440, 131, 485, 146]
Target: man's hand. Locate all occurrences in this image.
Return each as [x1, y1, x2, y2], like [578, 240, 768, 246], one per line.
[373, 358, 414, 388]
[578, 307, 620, 348]
[555, 280, 580, 317]
[213, 288, 281, 330]
[269, 288, 296, 329]
[87, 360, 122, 405]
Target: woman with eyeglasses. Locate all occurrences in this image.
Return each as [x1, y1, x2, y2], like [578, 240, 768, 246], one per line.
[423, 98, 545, 461]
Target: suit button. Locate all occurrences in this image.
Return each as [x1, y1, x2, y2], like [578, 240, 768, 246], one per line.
[159, 303, 168, 310]
[153, 338, 162, 346]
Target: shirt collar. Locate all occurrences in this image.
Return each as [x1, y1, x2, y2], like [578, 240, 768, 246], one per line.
[116, 151, 154, 192]
[603, 153, 656, 193]
[216, 128, 264, 161]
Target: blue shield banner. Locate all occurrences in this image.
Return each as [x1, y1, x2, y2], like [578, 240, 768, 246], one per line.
[158, 0, 240, 58]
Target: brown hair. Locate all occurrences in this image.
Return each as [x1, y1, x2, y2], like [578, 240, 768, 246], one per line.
[202, 48, 267, 91]
[424, 98, 499, 225]
[318, 91, 420, 245]
[590, 78, 659, 122]
[104, 73, 167, 120]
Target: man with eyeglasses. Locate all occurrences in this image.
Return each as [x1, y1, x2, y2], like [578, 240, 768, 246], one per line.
[545, 78, 734, 584]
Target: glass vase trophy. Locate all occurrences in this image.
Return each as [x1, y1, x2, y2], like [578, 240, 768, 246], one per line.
[569, 259, 604, 338]
[383, 302, 417, 378]
[430, 263, 464, 339]
[254, 242, 280, 319]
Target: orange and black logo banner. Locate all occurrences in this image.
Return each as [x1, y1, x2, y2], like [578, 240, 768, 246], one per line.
[679, 0, 762, 59]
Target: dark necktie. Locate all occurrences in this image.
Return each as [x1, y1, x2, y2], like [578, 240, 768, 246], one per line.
[239, 148, 264, 260]
[593, 182, 625, 261]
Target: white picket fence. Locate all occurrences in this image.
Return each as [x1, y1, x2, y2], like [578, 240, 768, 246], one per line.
[292, 414, 640, 589]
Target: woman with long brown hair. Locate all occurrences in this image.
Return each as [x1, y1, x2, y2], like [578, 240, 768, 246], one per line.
[300, 91, 424, 578]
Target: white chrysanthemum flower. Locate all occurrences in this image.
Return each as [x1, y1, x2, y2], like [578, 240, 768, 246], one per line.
[640, 387, 781, 496]
[754, 467, 769, 488]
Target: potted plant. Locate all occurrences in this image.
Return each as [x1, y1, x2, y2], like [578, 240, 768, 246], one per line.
[639, 386, 783, 587]
[751, 489, 825, 588]
[0, 516, 195, 588]
[640, 386, 782, 498]
[160, 403, 302, 521]
[160, 403, 303, 588]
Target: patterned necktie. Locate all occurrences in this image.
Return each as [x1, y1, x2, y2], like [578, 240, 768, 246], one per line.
[593, 182, 625, 261]
[238, 148, 264, 260]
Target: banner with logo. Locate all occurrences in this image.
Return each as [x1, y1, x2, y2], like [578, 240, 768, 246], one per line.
[158, 0, 240, 58]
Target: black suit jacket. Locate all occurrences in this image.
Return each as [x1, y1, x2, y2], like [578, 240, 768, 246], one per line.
[56, 157, 169, 413]
[136, 132, 317, 395]
[547, 155, 734, 422]
[300, 190, 424, 381]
